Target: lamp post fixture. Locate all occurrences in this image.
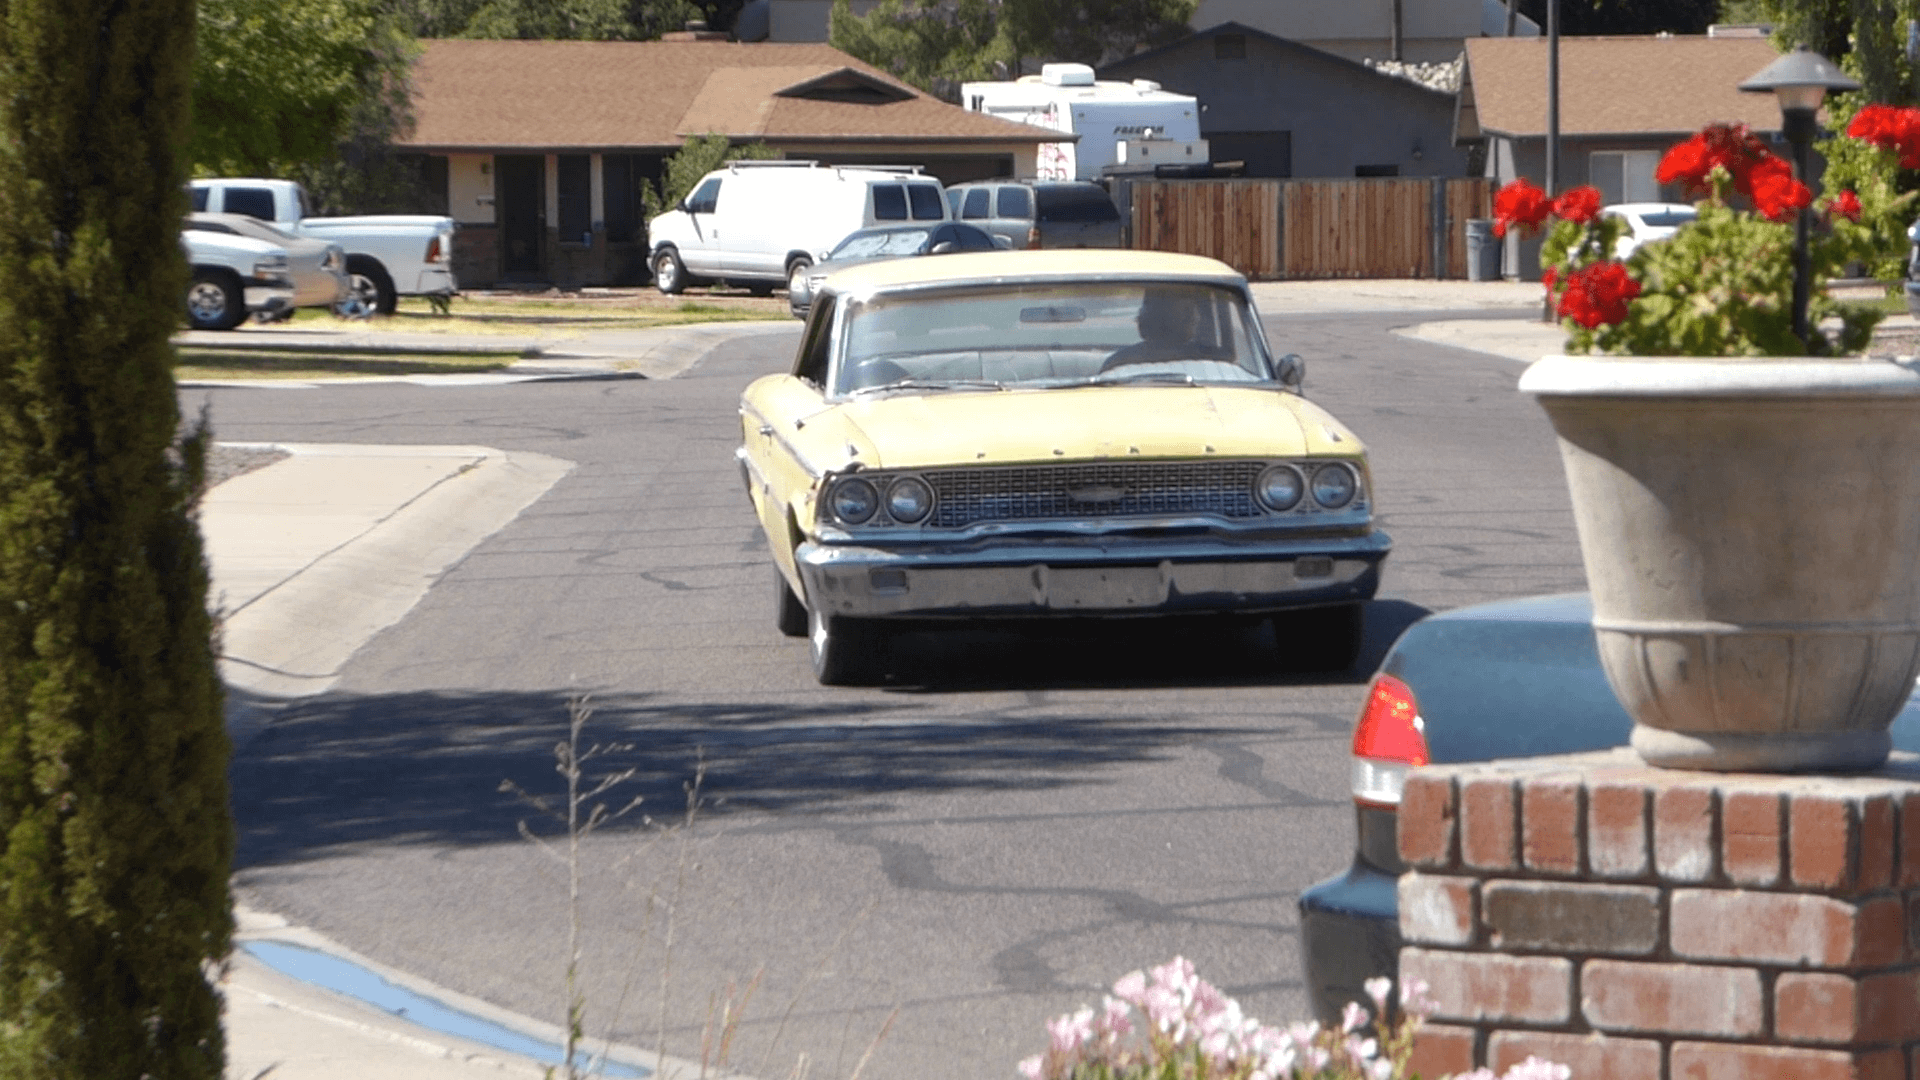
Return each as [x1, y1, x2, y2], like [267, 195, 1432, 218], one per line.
[1739, 47, 1861, 348]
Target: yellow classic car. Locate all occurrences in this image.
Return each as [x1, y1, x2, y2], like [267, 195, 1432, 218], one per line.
[736, 249, 1392, 685]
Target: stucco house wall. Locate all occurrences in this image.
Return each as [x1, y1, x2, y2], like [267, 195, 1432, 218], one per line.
[1101, 23, 1472, 180]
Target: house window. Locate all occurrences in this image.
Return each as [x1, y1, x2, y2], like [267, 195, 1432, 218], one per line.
[557, 154, 591, 243]
[1590, 149, 1662, 206]
[1215, 34, 1246, 60]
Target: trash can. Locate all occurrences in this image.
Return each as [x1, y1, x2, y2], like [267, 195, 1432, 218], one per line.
[1464, 218, 1501, 282]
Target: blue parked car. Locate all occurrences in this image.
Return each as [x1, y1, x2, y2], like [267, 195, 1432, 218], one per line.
[1296, 591, 1920, 1021]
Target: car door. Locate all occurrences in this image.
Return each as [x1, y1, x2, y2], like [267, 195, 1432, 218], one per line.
[680, 176, 725, 276]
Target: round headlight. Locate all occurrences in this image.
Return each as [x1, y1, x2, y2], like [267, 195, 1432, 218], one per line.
[1311, 463, 1358, 509]
[1256, 464, 1305, 511]
[830, 477, 879, 524]
[886, 477, 933, 523]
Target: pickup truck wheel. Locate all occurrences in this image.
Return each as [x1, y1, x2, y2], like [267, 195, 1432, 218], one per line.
[1272, 602, 1364, 674]
[186, 270, 246, 331]
[775, 568, 808, 637]
[808, 605, 886, 686]
[747, 281, 776, 298]
[341, 256, 396, 316]
[653, 248, 686, 295]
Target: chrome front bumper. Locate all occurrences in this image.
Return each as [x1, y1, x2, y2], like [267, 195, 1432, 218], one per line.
[795, 532, 1390, 619]
[244, 282, 296, 315]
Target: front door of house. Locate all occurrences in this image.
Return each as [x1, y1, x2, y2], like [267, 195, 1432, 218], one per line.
[497, 155, 544, 278]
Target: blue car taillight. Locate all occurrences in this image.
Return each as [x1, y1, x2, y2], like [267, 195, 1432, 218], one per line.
[1351, 673, 1429, 809]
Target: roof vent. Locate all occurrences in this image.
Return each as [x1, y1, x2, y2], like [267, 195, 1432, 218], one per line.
[1131, 78, 1162, 92]
[1040, 63, 1096, 86]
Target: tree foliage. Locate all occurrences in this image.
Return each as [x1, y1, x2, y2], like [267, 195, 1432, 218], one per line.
[829, 0, 1195, 100]
[190, 0, 417, 177]
[1742, 0, 1920, 104]
[642, 133, 782, 221]
[394, 0, 741, 39]
[0, 0, 234, 1075]
[997, 0, 1194, 69]
[829, 0, 1010, 101]
[1515, 0, 1718, 34]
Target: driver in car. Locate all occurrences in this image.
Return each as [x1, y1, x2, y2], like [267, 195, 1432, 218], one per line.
[1102, 286, 1202, 370]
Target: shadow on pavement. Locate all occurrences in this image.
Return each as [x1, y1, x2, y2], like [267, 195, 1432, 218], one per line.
[228, 687, 1246, 870]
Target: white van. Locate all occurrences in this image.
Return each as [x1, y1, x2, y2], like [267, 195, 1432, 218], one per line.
[647, 161, 949, 296]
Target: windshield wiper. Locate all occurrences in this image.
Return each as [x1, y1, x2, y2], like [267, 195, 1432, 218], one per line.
[846, 378, 1007, 397]
[1085, 370, 1199, 386]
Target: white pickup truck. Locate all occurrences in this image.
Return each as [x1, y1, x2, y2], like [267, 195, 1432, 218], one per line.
[189, 178, 457, 315]
[180, 230, 295, 330]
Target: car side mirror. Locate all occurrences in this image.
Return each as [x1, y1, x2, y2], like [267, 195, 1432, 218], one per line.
[929, 241, 957, 255]
[1275, 353, 1305, 391]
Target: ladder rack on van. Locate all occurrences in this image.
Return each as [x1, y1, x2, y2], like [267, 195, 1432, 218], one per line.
[725, 160, 821, 171]
[837, 165, 926, 175]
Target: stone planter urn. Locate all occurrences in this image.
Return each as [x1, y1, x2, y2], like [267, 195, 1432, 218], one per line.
[1519, 353, 1920, 771]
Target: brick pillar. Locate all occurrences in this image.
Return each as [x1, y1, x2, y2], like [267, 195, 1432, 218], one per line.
[1396, 748, 1920, 1080]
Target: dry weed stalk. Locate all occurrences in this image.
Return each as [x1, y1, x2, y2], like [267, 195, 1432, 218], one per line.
[500, 695, 643, 1080]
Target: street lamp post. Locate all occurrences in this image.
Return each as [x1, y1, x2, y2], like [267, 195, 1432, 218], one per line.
[1739, 47, 1861, 348]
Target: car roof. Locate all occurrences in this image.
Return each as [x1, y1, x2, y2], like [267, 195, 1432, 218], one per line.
[819, 249, 1244, 292]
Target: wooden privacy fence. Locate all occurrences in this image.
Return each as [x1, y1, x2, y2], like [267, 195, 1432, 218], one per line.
[1123, 177, 1495, 280]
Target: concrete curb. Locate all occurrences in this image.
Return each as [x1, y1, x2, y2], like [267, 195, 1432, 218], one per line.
[206, 444, 573, 700]
[228, 906, 721, 1080]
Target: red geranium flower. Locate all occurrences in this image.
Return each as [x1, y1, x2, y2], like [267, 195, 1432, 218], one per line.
[1748, 158, 1812, 223]
[1556, 261, 1641, 329]
[1493, 179, 1552, 237]
[1551, 186, 1602, 224]
[1828, 189, 1863, 223]
[1656, 123, 1780, 198]
[1542, 264, 1559, 290]
[1847, 104, 1920, 169]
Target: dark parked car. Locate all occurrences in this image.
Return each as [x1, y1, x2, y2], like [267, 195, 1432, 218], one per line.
[944, 179, 1125, 251]
[786, 221, 1003, 319]
[1297, 591, 1920, 1022]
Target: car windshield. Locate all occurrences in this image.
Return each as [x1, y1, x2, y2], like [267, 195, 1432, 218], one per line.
[1035, 185, 1121, 223]
[831, 229, 931, 260]
[832, 281, 1272, 397]
[1636, 209, 1695, 228]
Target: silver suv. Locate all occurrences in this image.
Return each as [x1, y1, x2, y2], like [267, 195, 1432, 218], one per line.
[944, 180, 1124, 250]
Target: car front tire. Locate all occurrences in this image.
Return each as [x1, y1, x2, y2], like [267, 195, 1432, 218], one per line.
[654, 248, 686, 295]
[775, 568, 808, 638]
[808, 605, 885, 686]
[186, 270, 246, 330]
[1272, 602, 1364, 674]
[785, 256, 812, 296]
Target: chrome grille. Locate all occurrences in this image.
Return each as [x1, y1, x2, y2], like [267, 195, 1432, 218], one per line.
[927, 461, 1264, 528]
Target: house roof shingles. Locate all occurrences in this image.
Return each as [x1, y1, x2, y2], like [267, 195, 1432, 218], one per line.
[1461, 35, 1786, 140]
[400, 39, 1060, 151]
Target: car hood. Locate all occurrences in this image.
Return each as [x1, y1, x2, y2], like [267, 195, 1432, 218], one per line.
[815, 384, 1357, 469]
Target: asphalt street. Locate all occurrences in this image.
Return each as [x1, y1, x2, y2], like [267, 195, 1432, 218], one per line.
[195, 306, 1586, 1080]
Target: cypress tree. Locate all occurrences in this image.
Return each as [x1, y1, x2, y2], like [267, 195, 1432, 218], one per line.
[0, 0, 234, 1075]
